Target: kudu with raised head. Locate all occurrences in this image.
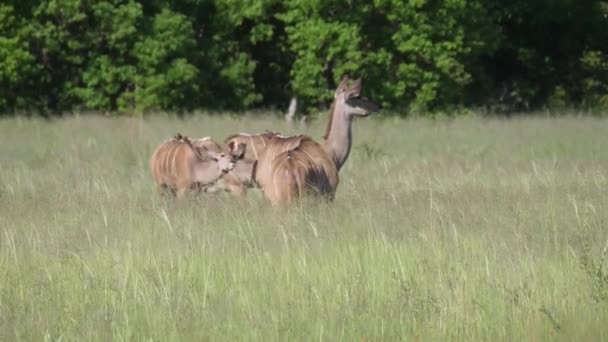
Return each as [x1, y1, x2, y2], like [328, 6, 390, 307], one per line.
[149, 133, 244, 199]
[220, 76, 379, 207]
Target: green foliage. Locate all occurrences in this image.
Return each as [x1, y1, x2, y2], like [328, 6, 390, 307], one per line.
[133, 9, 199, 112]
[480, 0, 608, 111]
[71, 1, 143, 111]
[29, 1, 202, 113]
[277, 0, 502, 111]
[0, 0, 607, 114]
[580, 50, 608, 109]
[0, 4, 38, 111]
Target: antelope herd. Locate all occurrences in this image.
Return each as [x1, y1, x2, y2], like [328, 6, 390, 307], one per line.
[149, 76, 380, 208]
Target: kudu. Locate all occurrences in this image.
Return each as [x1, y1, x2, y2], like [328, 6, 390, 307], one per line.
[204, 131, 281, 197]
[149, 133, 243, 199]
[221, 76, 379, 207]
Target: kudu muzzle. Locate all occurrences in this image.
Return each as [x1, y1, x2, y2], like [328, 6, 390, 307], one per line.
[346, 95, 381, 115]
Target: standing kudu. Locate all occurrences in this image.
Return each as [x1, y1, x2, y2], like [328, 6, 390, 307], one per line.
[322, 76, 380, 171]
[221, 76, 379, 207]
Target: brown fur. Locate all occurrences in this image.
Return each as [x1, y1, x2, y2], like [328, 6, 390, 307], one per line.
[323, 76, 351, 140]
[219, 131, 340, 206]
[253, 135, 339, 207]
[149, 134, 236, 199]
[200, 131, 281, 198]
[322, 100, 336, 140]
[218, 76, 377, 207]
[202, 158, 257, 197]
[224, 131, 281, 161]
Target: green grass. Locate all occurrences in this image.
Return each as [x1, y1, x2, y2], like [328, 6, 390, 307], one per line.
[1, 113, 608, 341]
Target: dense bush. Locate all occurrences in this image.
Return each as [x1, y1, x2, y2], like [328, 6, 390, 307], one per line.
[0, 0, 607, 115]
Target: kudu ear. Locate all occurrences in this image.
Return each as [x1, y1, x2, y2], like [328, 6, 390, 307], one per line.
[335, 75, 350, 97]
[227, 141, 246, 159]
[347, 78, 362, 95]
[234, 143, 247, 159]
[194, 144, 219, 162]
[339, 75, 349, 86]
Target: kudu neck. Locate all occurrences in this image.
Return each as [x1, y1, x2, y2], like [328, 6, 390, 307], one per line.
[234, 159, 257, 185]
[323, 105, 353, 171]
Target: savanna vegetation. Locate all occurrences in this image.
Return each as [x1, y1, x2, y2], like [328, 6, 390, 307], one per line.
[1, 0, 608, 115]
[1, 0, 607, 339]
[1, 114, 607, 340]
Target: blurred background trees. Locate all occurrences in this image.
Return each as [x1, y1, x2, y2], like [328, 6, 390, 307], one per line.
[0, 0, 607, 115]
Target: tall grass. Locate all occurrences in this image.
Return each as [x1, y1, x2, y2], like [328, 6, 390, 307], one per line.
[1, 113, 608, 341]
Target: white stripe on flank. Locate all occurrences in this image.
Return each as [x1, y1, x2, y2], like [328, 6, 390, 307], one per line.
[160, 143, 171, 178]
[292, 158, 308, 194]
[272, 155, 291, 199]
[250, 136, 259, 160]
[170, 143, 180, 177]
[160, 143, 172, 178]
[270, 144, 282, 164]
[299, 147, 315, 163]
[165, 142, 180, 178]
[293, 158, 308, 170]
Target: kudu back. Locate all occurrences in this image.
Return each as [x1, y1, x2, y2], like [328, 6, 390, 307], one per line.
[253, 134, 339, 207]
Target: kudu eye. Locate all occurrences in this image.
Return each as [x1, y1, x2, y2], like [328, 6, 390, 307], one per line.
[220, 153, 225, 158]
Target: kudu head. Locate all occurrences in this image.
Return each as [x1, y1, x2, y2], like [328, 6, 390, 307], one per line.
[205, 148, 237, 173]
[190, 137, 242, 173]
[225, 140, 247, 161]
[224, 131, 281, 161]
[334, 76, 380, 117]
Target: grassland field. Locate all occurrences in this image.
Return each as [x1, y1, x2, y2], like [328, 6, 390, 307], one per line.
[1, 113, 608, 341]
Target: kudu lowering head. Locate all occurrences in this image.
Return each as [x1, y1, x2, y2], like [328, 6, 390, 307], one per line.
[190, 137, 241, 173]
[334, 75, 380, 117]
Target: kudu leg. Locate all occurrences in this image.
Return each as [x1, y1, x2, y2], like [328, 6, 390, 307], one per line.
[158, 184, 176, 198]
[175, 188, 188, 200]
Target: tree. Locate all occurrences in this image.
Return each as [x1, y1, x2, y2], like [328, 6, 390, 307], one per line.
[0, 4, 39, 112]
[279, 0, 501, 112]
